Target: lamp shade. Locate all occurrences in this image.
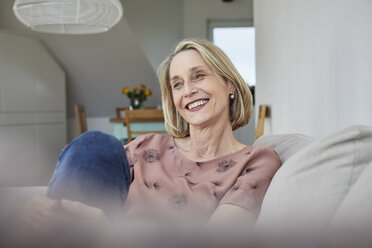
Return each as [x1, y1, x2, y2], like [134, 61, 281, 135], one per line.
[13, 0, 123, 34]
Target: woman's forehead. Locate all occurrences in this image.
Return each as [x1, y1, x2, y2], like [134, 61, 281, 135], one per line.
[169, 50, 209, 76]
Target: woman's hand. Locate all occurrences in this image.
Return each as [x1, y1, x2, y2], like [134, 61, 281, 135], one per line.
[43, 199, 112, 247]
[12, 195, 112, 247]
[13, 194, 60, 236]
[58, 198, 111, 230]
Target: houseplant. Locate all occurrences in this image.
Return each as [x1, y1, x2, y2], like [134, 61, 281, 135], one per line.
[122, 84, 152, 109]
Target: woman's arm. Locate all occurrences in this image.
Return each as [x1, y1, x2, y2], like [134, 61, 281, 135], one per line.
[206, 147, 281, 231]
[205, 203, 257, 231]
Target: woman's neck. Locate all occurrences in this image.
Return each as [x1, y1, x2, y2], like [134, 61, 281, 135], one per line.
[175, 121, 246, 162]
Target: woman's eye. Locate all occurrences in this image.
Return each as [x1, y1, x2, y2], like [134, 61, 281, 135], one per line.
[195, 73, 205, 79]
[172, 82, 182, 89]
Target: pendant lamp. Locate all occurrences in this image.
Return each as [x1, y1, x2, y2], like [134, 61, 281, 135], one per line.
[13, 0, 123, 34]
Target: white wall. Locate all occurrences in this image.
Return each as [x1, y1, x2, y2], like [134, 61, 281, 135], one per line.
[0, 30, 66, 186]
[123, 0, 183, 71]
[183, 0, 254, 38]
[255, 0, 372, 137]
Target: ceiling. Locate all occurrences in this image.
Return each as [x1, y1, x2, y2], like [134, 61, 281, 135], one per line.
[0, 0, 160, 118]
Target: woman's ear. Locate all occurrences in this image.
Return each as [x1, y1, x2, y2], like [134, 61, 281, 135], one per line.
[227, 80, 236, 94]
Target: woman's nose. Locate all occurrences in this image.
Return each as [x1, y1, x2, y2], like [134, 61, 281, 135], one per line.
[183, 82, 198, 97]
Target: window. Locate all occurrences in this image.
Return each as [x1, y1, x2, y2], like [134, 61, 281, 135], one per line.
[208, 20, 255, 87]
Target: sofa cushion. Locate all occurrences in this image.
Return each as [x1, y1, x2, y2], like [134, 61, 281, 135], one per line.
[330, 160, 372, 229]
[255, 125, 372, 231]
[254, 133, 315, 164]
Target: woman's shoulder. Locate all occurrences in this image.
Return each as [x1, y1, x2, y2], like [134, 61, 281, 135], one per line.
[247, 145, 281, 170]
[138, 133, 171, 143]
[221, 145, 277, 161]
[125, 133, 172, 150]
[249, 145, 278, 156]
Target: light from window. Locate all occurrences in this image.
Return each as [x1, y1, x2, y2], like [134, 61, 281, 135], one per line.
[213, 27, 255, 86]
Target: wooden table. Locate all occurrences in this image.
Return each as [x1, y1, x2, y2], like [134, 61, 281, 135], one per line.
[109, 109, 165, 144]
[109, 116, 164, 124]
[109, 107, 164, 124]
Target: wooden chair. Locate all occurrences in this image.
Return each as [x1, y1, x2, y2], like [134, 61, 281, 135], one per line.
[74, 104, 87, 136]
[124, 109, 166, 142]
[255, 104, 268, 141]
[115, 107, 127, 118]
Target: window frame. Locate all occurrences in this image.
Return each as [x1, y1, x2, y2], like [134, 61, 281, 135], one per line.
[207, 19, 254, 41]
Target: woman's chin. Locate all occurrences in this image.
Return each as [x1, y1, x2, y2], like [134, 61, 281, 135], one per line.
[188, 118, 214, 130]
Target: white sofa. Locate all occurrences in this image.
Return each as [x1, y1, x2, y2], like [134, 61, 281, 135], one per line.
[255, 125, 372, 232]
[1, 125, 372, 244]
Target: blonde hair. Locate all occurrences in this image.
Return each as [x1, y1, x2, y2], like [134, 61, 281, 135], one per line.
[158, 39, 252, 138]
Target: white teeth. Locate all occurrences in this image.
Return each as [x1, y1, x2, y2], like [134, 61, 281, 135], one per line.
[187, 100, 208, 109]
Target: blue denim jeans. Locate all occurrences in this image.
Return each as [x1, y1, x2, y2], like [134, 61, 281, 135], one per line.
[46, 131, 130, 219]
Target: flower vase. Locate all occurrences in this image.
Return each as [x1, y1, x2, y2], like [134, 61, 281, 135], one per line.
[130, 98, 143, 109]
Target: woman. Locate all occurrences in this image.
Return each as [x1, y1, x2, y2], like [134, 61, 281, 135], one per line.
[15, 39, 280, 241]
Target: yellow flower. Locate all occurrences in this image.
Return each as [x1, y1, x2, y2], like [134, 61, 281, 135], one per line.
[132, 86, 138, 92]
[122, 87, 129, 94]
[145, 89, 152, 96]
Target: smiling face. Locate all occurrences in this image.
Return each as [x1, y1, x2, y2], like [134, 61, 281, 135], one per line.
[169, 49, 235, 129]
